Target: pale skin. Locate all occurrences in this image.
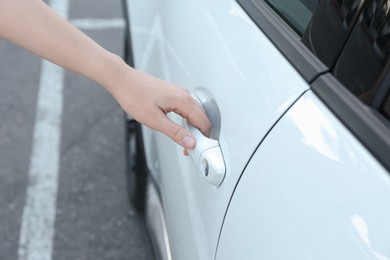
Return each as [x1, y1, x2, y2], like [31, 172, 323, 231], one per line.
[0, 0, 210, 155]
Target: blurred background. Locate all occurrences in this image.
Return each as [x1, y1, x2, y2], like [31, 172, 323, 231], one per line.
[0, 0, 154, 259]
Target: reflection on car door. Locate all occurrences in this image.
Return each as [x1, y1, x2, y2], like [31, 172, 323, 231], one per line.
[216, 91, 390, 259]
[128, 0, 309, 258]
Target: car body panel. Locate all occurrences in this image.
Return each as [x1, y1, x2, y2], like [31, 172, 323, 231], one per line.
[127, 0, 309, 258]
[216, 91, 390, 259]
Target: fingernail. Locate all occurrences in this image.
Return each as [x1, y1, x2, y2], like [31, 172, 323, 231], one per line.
[182, 136, 195, 149]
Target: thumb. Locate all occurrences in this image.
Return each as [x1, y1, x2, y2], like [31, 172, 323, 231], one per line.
[158, 116, 196, 150]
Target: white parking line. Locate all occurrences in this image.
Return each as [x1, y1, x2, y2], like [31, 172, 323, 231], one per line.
[18, 1, 68, 260]
[71, 18, 125, 30]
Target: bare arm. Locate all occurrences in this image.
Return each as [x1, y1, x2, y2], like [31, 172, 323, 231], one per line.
[0, 0, 210, 151]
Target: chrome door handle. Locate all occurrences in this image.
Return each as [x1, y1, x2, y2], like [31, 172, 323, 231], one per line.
[183, 88, 225, 187]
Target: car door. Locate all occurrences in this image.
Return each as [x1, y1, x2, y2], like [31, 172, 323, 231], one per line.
[217, 0, 390, 258]
[216, 90, 390, 259]
[127, 0, 311, 259]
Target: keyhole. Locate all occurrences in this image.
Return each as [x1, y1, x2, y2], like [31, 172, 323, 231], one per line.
[201, 159, 209, 177]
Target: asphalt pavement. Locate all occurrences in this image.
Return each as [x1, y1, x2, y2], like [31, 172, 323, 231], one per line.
[0, 0, 154, 259]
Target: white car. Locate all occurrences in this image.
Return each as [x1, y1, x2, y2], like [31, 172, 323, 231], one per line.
[123, 0, 390, 259]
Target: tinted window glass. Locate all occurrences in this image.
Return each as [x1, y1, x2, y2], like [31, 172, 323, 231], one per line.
[264, 0, 319, 36]
[382, 94, 390, 119]
[302, 0, 362, 67]
[264, 0, 362, 68]
[334, 0, 390, 104]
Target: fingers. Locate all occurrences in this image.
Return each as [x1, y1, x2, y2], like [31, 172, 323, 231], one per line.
[157, 115, 197, 150]
[187, 102, 211, 138]
[171, 90, 211, 137]
[115, 69, 211, 151]
[154, 89, 211, 151]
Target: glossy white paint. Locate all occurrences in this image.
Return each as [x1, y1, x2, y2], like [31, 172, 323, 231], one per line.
[128, 0, 309, 259]
[216, 91, 390, 259]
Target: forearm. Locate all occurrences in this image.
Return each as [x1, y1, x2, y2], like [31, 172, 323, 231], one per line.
[0, 0, 211, 151]
[0, 0, 118, 89]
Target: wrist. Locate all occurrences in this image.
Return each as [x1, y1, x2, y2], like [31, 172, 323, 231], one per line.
[93, 51, 131, 95]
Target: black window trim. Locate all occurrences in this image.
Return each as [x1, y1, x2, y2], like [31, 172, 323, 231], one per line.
[236, 0, 328, 83]
[238, 0, 390, 172]
[312, 74, 390, 172]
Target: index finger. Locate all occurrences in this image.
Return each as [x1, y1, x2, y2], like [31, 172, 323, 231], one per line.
[174, 93, 211, 137]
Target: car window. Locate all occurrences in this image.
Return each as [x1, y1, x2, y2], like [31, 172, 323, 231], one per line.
[382, 93, 390, 119]
[264, 0, 317, 35]
[302, 0, 362, 67]
[264, 0, 362, 68]
[269, 0, 390, 122]
[333, 0, 390, 106]
[310, 0, 390, 171]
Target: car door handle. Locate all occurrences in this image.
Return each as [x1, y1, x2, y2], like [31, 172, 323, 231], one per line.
[183, 88, 225, 187]
[183, 120, 225, 187]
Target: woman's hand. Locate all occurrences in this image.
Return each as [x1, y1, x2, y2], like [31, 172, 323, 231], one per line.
[103, 58, 211, 152]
